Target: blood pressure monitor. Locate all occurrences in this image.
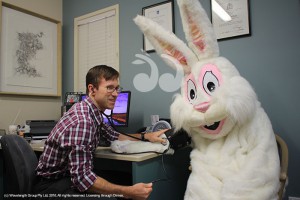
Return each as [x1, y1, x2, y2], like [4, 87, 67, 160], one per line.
[150, 120, 191, 150]
[151, 120, 172, 132]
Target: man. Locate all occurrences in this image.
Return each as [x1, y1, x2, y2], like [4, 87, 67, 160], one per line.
[34, 65, 167, 199]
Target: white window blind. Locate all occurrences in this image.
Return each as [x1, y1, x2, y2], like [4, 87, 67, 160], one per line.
[74, 5, 119, 92]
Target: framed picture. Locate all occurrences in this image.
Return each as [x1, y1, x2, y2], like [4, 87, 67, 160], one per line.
[142, 1, 174, 52]
[211, 0, 250, 40]
[0, 2, 62, 96]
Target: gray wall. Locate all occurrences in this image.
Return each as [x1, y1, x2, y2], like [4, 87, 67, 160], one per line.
[63, 0, 300, 198]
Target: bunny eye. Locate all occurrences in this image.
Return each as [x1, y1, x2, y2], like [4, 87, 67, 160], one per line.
[187, 79, 197, 103]
[202, 71, 219, 96]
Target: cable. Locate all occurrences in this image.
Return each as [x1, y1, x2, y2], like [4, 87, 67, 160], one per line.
[101, 110, 173, 156]
[151, 152, 172, 184]
[101, 111, 146, 141]
[101, 111, 173, 183]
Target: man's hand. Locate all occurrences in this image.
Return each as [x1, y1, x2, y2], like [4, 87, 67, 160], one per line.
[89, 177, 152, 200]
[145, 129, 168, 143]
[125, 183, 153, 200]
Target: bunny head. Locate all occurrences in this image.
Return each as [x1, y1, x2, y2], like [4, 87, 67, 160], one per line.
[134, 0, 257, 140]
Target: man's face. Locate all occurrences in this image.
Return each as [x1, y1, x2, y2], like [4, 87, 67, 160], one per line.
[89, 78, 119, 111]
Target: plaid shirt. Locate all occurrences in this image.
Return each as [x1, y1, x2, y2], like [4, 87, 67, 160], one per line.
[36, 97, 119, 192]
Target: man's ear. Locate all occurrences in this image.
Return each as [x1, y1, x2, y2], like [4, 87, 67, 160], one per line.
[87, 84, 95, 95]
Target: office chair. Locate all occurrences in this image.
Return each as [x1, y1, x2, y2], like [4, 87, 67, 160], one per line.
[276, 134, 289, 200]
[0, 134, 38, 194]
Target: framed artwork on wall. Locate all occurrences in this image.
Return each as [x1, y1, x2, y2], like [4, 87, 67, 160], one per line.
[142, 1, 174, 53]
[0, 2, 62, 96]
[211, 0, 251, 40]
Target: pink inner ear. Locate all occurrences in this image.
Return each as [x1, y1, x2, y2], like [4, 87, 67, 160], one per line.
[165, 49, 187, 65]
[157, 38, 188, 66]
[185, 7, 206, 51]
[190, 20, 206, 51]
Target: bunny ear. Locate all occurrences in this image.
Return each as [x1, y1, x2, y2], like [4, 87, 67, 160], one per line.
[134, 15, 198, 74]
[177, 0, 219, 60]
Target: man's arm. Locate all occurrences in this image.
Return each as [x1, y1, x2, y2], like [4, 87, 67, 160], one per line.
[87, 176, 152, 199]
[118, 129, 167, 143]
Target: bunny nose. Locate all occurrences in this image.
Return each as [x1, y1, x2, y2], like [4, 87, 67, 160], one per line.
[194, 102, 210, 113]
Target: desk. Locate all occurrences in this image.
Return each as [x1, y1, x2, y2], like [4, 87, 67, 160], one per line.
[3, 141, 192, 200]
[31, 142, 159, 162]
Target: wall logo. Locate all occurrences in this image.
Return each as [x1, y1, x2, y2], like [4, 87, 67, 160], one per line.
[132, 50, 183, 92]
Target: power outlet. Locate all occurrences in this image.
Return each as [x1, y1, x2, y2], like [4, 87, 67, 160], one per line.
[289, 197, 300, 200]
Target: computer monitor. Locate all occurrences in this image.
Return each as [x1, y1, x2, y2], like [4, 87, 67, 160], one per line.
[102, 91, 131, 127]
[81, 91, 131, 127]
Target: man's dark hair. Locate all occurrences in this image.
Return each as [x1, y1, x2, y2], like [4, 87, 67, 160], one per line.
[86, 65, 119, 94]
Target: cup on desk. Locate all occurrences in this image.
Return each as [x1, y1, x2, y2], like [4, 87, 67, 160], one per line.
[8, 125, 18, 134]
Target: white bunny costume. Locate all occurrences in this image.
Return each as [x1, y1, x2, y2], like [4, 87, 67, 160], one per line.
[134, 0, 280, 199]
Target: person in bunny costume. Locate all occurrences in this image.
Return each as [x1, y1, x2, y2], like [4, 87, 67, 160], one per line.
[134, 0, 280, 199]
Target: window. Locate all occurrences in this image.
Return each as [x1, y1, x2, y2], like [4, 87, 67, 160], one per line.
[74, 5, 119, 92]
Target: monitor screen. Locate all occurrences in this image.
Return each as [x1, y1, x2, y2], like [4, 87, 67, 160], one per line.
[80, 94, 87, 101]
[102, 91, 131, 127]
[81, 91, 131, 127]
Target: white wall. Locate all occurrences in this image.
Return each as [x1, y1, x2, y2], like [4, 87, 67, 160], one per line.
[0, 0, 63, 132]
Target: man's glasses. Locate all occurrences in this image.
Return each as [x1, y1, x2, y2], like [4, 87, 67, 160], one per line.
[106, 85, 123, 93]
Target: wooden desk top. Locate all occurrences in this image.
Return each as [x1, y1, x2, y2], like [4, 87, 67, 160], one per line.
[30, 140, 160, 162]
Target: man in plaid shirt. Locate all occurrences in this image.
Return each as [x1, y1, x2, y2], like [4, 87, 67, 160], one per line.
[33, 65, 166, 199]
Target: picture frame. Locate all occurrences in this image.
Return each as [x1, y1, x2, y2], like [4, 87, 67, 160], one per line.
[142, 1, 174, 53]
[211, 0, 250, 40]
[0, 2, 62, 96]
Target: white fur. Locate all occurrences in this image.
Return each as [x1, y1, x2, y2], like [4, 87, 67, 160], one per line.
[177, 0, 219, 59]
[134, 0, 280, 199]
[134, 15, 197, 74]
[111, 134, 172, 154]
